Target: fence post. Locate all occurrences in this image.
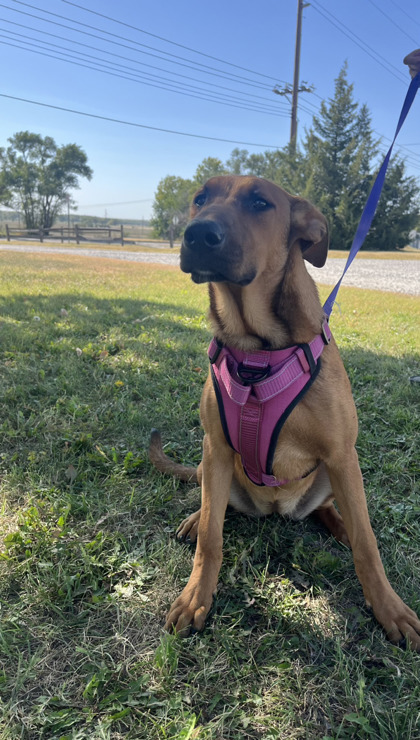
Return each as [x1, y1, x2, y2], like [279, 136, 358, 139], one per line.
[120, 224, 124, 246]
[75, 224, 80, 244]
[6, 224, 10, 241]
[39, 228, 44, 243]
[61, 228, 64, 243]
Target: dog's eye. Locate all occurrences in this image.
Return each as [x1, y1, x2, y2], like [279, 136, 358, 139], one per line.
[194, 193, 207, 208]
[251, 198, 271, 211]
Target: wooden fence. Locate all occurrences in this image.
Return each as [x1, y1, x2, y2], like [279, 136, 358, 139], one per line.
[5, 224, 125, 245]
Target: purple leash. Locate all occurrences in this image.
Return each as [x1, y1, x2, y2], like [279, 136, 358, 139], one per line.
[323, 72, 420, 318]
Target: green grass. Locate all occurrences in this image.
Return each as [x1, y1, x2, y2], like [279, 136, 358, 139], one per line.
[0, 251, 419, 739]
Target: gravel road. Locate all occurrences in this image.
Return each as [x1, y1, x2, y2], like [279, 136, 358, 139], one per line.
[1, 244, 419, 295]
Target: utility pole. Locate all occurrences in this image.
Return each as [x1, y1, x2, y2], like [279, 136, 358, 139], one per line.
[290, 0, 304, 150]
[273, 0, 312, 152]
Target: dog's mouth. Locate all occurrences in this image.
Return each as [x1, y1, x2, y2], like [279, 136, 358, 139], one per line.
[191, 270, 224, 284]
[181, 241, 256, 287]
[190, 270, 255, 286]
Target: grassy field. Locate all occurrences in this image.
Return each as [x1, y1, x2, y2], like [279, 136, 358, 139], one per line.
[0, 251, 419, 739]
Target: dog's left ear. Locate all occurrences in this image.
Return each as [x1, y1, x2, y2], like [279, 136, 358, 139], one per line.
[289, 198, 329, 268]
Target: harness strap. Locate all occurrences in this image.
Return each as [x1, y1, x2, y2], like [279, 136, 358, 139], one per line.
[254, 331, 329, 402]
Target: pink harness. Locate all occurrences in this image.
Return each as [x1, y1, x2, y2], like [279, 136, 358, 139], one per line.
[208, 319, 332, 487]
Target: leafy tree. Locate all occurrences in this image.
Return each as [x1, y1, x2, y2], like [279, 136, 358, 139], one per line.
[247, 146, 307, 195]
[193, 157, 226, 187]
[225, 148, 250, 174]
[152, 158, 226, 246]
[151, 175, 193, 247]
[0, 131, 92, 230]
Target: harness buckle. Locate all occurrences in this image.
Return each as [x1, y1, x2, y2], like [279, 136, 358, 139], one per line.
[237, 363, 271, 385]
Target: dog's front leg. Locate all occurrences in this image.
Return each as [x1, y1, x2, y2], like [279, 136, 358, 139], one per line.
[165, 433, 234, 635]
[327, 448, 420, 650]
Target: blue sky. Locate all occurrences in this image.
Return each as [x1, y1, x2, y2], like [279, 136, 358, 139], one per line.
[0, 0, 419, 220]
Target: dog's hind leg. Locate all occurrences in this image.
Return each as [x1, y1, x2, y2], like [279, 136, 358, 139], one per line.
[176, 477, 260, 543]
[176, 509, 201, 542]
[290, 463, 350, 546]
[315, 501, 350, 547]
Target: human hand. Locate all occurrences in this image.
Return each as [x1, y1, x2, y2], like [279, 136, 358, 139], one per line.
[403, 49, 420, 78]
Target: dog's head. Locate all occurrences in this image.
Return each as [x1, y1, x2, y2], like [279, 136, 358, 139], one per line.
[180, 175, 329, 285]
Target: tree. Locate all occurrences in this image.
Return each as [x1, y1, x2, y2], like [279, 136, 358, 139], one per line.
[365, 158, 419, 250]
[151, 63, 419, 251]
[246, 146, 307, 195]
[301, 64, 372, 247]
[151, 175, 193, 247]
[193, 157, 226, 187]
[225, 148, 249, 175]
[300, 64, 419, 249]
[0, 131, 92, 230]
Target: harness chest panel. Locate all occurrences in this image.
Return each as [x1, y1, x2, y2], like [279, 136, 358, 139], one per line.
[208, 321, 331, 487]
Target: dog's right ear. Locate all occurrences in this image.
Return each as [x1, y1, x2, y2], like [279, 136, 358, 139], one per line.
[288, 198, 329, 268]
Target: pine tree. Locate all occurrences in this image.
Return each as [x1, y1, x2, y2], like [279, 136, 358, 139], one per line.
[301, 64, 419, 250]
[302, 63, 374, 248]
[365, 158, 419, 250]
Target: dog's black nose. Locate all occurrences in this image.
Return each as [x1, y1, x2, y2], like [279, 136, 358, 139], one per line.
[183, 220, 224, 250]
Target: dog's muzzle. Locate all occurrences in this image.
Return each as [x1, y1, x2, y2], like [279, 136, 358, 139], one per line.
[181, 218, 256, 286]
[183, 219, 225, 251]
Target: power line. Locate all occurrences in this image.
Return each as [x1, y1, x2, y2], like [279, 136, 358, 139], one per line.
[7, 1, 286, 90]
[310, 0, 407, 84]
[0, 13, 286, 99]
[0, 3, 269, 92]
[0, 3, 284, 95]
[0, 18, 290, 110]
[0, 38, 290, 118]
[1, 92, 419, 175]
[61, 0, 289, 86]
[366, 0, 420, 44]
[3, 3, 419, 170]
[373, 129, 420, 164]
[387, 0, 420, 29]
[0, 92, 282, 148]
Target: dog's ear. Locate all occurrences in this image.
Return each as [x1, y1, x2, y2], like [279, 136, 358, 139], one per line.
[289, 198, 329, 268]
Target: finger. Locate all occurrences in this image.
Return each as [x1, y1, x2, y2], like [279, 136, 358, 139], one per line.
[403, 49, 420, 78]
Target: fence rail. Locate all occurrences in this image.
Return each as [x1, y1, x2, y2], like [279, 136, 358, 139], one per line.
[5, 224, 124, 245]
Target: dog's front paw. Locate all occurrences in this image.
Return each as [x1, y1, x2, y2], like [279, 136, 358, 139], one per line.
[373, 591, 420, 651]
[165, 583, 213, 636]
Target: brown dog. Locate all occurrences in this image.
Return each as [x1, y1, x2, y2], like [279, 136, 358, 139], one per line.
[150, 175, 420, 649]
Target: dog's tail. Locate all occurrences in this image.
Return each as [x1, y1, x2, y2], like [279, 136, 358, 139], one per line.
[148, 429, 199, 483]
